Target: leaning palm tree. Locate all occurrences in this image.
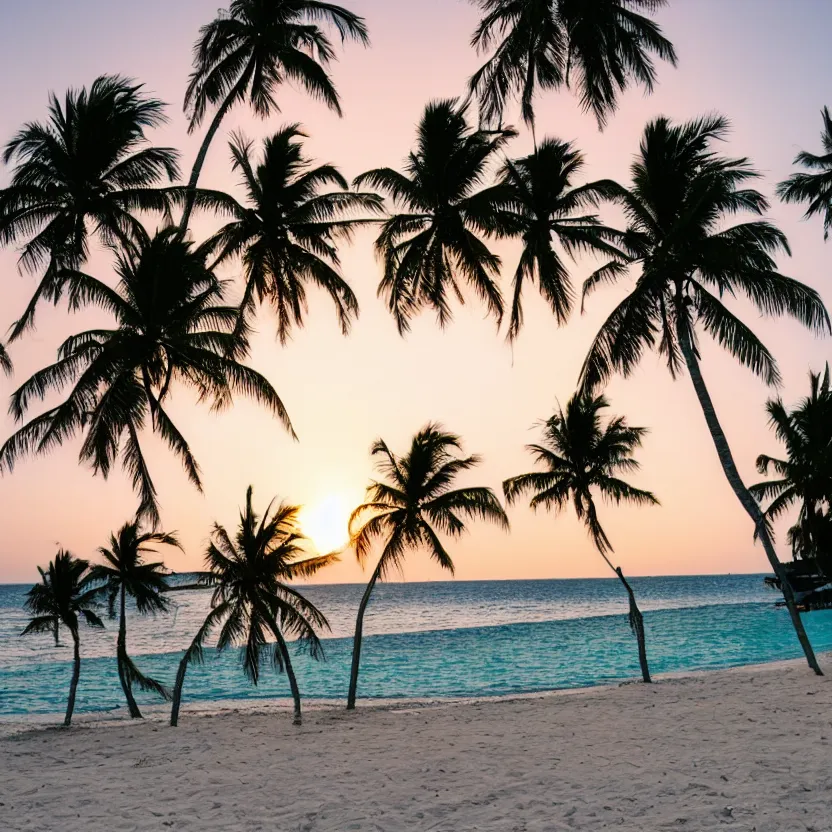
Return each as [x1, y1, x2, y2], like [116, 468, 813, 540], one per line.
[86, 522, 179, 718]
[468, 0, 677, 134]
[170, 486, 336, 726]
[0, 75, 178, 338]
[0, 227, 294, 526]
[347, 424, 509, 708]
[751, 365, 832, 573]
[777, 107, 832, 240]
[21, 551, 104, 726]
[355, 100, 515, 333]
[489, 138, 623, 340]
[503, 393, 658, 681]
[579, 114, 831, 675]
[184, 126, 383, 347]
[180, 0, 369, 232]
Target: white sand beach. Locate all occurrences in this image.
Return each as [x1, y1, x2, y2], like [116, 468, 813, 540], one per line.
[2, 656, 831, 832]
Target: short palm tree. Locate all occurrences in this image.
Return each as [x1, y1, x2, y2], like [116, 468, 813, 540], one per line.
[21, 551, 104, 726]
[489, 138, 623, 340]
[355, 100, 515, 333]
[503, 393, 658, 682]
[777, 107, 832, 239]
[0, 75, 178, 338]
[185, 126, 383, 347]
[751, 365, 832, 573]
[0, 227, 294, 526]
[468, 0, 677, 133]
[579, 114, 831, 675]
[180, 0, 369, 232]
[347, 424, 509, 708]
[170, 486, 336, 727]
[87, 522, 179, 718]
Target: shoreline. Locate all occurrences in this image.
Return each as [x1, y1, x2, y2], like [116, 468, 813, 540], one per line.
[3, 652, 830, 831]
[3, 650, 828, 738]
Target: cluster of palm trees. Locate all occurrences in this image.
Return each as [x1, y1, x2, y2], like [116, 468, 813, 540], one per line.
[6, 0, 832, 723]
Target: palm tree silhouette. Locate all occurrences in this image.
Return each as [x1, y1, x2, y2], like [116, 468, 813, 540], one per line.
[347, 424, 509, 709]
[180, 0, 369, 232]
[579, 114, 831, 675]
[751, 365, 832, 573]
[489, 138, 623, 340]
[468, 0, 677, 135]
[22, 551, 104, 726]
[777, 107, 832, 239]
[0, 75, 178, 338]
[183, 125, 383, 348]
[0, 227, 294, 526]
[503, 393, 658, 682]
[170, 486, 336, 726]
[87, 522, 180, 718]
[355, 100, 515, 333]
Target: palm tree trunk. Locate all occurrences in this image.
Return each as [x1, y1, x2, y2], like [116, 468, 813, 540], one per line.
[347, 563, 382, 710]
[615, 567, 651, 683]
[169, 653, 189, 727]
[274, 635, 303, 726]
[677, 326, 823, 676]
[64, 628, 81, 727]
[118, 586, 143, 718]
[178, 69, 253, 235]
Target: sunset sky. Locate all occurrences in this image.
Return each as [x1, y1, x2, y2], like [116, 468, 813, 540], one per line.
[0, 0, 831, 584]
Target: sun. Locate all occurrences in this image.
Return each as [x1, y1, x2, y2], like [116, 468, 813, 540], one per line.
[299, 493, 352, 554]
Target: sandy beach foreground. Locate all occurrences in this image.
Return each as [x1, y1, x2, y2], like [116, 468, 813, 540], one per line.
[2, 657, 831, 832]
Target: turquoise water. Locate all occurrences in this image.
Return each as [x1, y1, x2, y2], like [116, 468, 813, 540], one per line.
[1, 575, 831, 717]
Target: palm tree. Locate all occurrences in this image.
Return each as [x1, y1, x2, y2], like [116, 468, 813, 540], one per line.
[183, 126, 383, 347]
[180, 0, 369, 233]
[170, 486, 336, 726]
[0, 227, 294, 526]
[0, 75, 179, 338]
[347, 424, 509, 709]
[503, 393, 658, 681]
[0, 343, 11, 375]
[355, 100, 515, 333]
[489, 138, 623, 340]
[751, 365, 832, 573]
[87, 522, 180, 719]
[468, 0, 677, 134]
[777, 107, 832, 239]
[579, 114, 831, 675]
[21, 551, 104, 726]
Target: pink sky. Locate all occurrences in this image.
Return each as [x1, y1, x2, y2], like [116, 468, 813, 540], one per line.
[0, 0, 830, 583]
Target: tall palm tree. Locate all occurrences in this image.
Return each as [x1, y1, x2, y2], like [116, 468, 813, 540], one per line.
[170, 486, 336, 726]
[579, 114, 831, 675]
[0, 75, 179, 338]
[21, 551, 104, 726]
[183, 126, 383, 347]
[355, 100, 515, 333]
[347, 424, 509, 708]
[0, 227, 294, 526]
[489, 138, 623, 340]
[180, 0, 369, 233]
[468, 0, 677, 134]
[503, 393, 658, 681]
[777, 107, 832, 239]
[86, 522, 179, 718]
[751, 365, 832, 573]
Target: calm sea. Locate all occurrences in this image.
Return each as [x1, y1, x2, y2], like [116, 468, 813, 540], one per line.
[2, 574, 832, 718]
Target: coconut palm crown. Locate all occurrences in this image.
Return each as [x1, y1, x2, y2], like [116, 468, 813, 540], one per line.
[186, 125, 384, 347]
[355, 99, 515, 333]
[0, 227, 294, 526]
[777, 106, 832, 239]
[468, 0, 677, 131]
[0, 75, 179, 338]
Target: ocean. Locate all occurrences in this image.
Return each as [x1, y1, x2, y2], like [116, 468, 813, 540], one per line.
[1, 574, 832, 719]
